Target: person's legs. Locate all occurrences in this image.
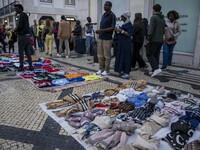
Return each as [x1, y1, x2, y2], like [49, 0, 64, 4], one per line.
[97, 39, 105, 72]
[103, 40, 112, 73]
[18, 36, 25, 69]
[45, 35, 50, 54]
[34, 36, 37, 49]
[64, 38, 70, 56]
[48, 35, 53, 55]
[134, 42, 146, 68]
[0, 37, 6, 53]
[132, 43, 137, 68]
[168, 44, 176, 66]
[162, 42, 169, 68]
[8, 41, 11, 53]
[146, 42, 159, 71]
[24, 35, 33, 68]
[155, 43, 163, 66]
[85, 36, 90, 54]
[59, 39, 64, 55]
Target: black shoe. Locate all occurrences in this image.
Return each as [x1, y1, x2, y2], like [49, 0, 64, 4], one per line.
[29, 66, 34, 71]
[18, 67, 24, 72]
[161, 66, 167, 70]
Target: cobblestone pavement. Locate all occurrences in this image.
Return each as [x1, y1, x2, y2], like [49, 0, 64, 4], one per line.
[0, 50, 200, 150]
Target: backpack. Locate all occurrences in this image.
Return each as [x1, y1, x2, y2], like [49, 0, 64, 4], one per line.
[11, 32, 17, 43]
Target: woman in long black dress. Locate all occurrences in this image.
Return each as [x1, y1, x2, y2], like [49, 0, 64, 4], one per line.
[115, 11, 133, 79]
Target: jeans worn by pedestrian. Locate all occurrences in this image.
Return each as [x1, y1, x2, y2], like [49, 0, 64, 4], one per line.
[162, 42, 176, 68]
[85, 36, 93, 54]
[18, 34, 33, 70]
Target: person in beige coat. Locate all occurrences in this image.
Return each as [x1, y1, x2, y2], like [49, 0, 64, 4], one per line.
[58, 15, 71, 58]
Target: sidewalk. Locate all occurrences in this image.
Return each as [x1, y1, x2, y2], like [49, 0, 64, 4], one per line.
[0, 49, 200, 150]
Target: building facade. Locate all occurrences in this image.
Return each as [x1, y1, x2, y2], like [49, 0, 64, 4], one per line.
[91, 0, 200, 68]
[0, 0, 89, 27]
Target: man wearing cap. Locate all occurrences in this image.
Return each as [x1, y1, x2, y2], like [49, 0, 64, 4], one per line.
[96, 1, 116, 76]
[14, 4, 33, 71]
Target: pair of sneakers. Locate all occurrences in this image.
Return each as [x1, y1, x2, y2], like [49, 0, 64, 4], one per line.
[150, 68, 162, 77]
[96, 70, 109, 76]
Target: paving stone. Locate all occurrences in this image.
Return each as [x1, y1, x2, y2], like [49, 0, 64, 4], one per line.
[1, 50, 200, 150]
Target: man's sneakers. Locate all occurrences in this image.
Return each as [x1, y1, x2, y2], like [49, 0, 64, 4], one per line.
[101, 71, 109, 76]
[29, 66, 34, 71]
[96, 70, 102, 75]
[18, 66, 34, 72]
[151, 68, 162, 77]
[121, 74, 130, 79]
[96, 70, 109, 76]
[18, 67, 24, 72]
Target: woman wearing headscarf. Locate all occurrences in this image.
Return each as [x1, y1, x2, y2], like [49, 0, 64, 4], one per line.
[162, 10, 181, 69]
[132, 13, 148, 71]
[114, 11, 133, 79]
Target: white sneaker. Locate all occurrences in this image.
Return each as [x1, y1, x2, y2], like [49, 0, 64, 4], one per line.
[149, 71, 153, 75]
[56, 54, 61, 57]
[96, 70, 102, 75]
[101, 71, 109, 76]
[151, 68, 162, 77]
[121, 74, 130, 79]
[66, 55, 69, 58]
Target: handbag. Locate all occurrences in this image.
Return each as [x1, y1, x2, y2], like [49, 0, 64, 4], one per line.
[30, 37, 34, 46]
[165, 25, 176, 45]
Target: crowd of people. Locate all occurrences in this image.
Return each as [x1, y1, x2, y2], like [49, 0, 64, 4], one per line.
[0, 2, 181, 78]
[95, 1, 181, 79]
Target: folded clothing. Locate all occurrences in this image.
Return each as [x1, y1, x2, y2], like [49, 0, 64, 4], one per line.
[183, 139, 200, 150]
[121, 135, 160, 150]
[127, 92, 148, 107]
[162, 120, 195, 150]
[52, 78, 69, 86]
[66, 108, 105, 128]
[128, 102, 155, 121]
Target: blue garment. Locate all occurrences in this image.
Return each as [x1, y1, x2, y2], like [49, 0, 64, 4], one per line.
[127, 92, 148, 107]
[99, 11, 116, 40]
[52, 78, 69, 86]
[114, 22, 133, 74]
[162, 42, 176, 68]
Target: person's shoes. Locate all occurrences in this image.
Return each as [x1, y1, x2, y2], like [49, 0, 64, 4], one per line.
[151, 68, 162, 77]
[131, 67, 138, 71]
[56, 54, 61, 57]
[18, 67, 24, 72]
[101, 71, 109, 76]
[29, 66, 34, 71]
[96, 70, 102, 75]
[49, 54, 52, 57]
[148, 71, 153, 75]
[140, 65, 149, 72]
[161, 66, 167, 70]
[121, 74, 130, 79]
[46, 53, 48, 55]
[66, 55, 69, 58]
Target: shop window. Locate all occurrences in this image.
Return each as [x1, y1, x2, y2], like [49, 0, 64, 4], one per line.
[40, 0, 52, 3]
[154, 0, 200, 53]
[65, 0, 75, 5]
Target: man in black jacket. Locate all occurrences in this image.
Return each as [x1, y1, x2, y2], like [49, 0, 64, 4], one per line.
[14, 4, 33, 71]
[147, 4, 165, 77]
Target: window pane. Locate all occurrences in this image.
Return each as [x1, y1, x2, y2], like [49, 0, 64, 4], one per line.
[154, 0, 200, 53]
[65, 0, 75, 5]
[40, 0, 52, 3]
